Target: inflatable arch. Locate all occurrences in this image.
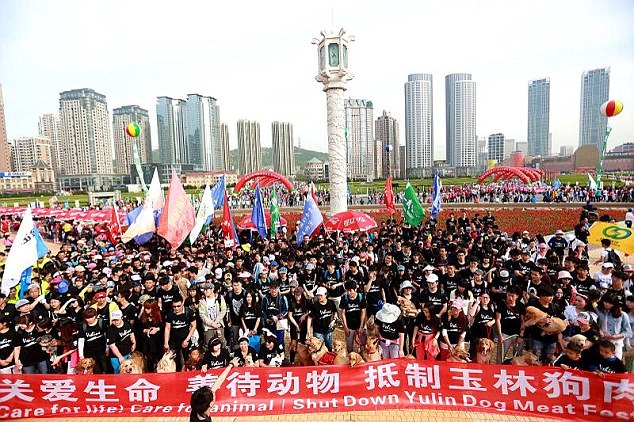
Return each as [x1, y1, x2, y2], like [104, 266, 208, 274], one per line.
[234, 170, 294, 193]
[478, 166, 541, 183]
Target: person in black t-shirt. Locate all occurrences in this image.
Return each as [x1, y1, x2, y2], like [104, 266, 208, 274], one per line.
[258, 334, 285, 367]
[375, 303, 406, 358]
[107, 311, 135, 374]
[363, 267, 386, 318]
[308, 287, 338, 349]
[233, 336, 258, 367]
[157, 276, 182, 318]
[164, 297, 197, 371]
[78, 307, 108, 374]
[589, 340, 627, 374]
[0, 315, 17, 373]
[340, 281, 366, 353]
[201, 338, 230, 371]
[495, 287, 526, 363]
[553, 342, 584, 370]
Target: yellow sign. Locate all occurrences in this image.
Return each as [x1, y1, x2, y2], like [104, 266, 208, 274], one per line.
[588, 222, 634, 254]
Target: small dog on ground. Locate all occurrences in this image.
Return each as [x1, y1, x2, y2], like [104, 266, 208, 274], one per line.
[475, 338, 496, 364]
[77, 357, 96, 375]
[156, 350, 177, 373]
[348, 352, 365, 367]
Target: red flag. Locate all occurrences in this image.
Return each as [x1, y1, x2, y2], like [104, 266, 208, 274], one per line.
[221, 192, 238, 248]
[384, 176, 396, 215]
[108, 203, 122, 243]
[157, 171, 196, 249]
[309, 182, 318, 205]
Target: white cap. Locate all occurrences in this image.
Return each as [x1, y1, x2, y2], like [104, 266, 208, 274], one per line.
[602, 262, 614, 268]
[557, 270, 572, 280]
[423, 265, 436, 272]
[315, 287, 328, 296]
[426, 274, 439, 283]
[111, 310, 123, 320]
[214, 268, 223, 279]
[555, 230, 565, 235]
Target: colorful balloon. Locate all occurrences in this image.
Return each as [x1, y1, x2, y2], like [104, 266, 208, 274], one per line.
[125, 122, 141, 137]
[600, 100, 624, 117]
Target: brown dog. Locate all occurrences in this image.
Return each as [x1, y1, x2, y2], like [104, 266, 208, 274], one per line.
[306, 336, 335, 365]
[119, 359, 142, 374]
[475, 338, 496, 364]
[77, 357, 96, 375]
[294, 342, 313, 366]
[348, 352, 365, 367]
[512, 351, 542, 366]
[396, 296, 419, 318]
[332, 340, 349, 365]
[362, 336, 382, 362]
[446, 345, 471, 363]
[523, 306, 567, 335]
[156, 351, 177, 373]
[130, 351, 147, 373]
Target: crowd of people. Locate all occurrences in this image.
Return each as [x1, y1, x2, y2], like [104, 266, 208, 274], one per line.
[0, 204, 632, 378]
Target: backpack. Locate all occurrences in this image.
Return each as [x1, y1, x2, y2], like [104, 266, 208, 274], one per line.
[342, 292, 363, 305]
[606, 249, 623, 271]
[82, 318, 104, 333]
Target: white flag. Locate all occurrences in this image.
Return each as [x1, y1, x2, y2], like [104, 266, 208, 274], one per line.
[189, 184, 214, 245]
[588, 173, 597, 190]
[1, 208, 49, 294]
[121, 168, 164, 243]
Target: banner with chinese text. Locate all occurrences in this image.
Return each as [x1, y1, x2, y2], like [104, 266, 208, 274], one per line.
[1, 360, 633, 421]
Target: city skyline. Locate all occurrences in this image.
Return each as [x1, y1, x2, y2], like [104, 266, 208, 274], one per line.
[1, 1, 633, 160]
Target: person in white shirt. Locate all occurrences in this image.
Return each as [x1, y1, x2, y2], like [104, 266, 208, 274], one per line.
[593, 262, 614, 291]
[626, 208, 634, 228]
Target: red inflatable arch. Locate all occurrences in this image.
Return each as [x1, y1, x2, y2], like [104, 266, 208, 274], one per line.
[478, 166, 540, 183]
[234, 170, 294, 193]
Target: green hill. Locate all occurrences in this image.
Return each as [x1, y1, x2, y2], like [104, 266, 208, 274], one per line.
[230, 147, 329, 170]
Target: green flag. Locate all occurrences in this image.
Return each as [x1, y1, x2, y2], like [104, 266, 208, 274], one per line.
[402, 182, 425, 226]
[269, 188, 281, 239]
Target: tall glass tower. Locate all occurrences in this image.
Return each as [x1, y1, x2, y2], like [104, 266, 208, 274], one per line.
[527, 78, 551, 157]
[186, 94, 221, 171]
[156, 96, 187, 165]
[404, 74, 433, 177]
[579, 67, 610, 148]
[446, 73, 476, 168]
[344, 99, 374, 180]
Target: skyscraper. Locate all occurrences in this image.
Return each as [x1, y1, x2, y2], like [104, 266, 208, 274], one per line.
[404, 74, 433, 177]
[446, 73, 477, 168]
[58, 88, 113, 175]
[375, 110, 400, 178]
[272, 121, 295, 177]
[579, 67, 610, 148]
[488, 133, 505, 164]
[0, 84, 12, 172]
[112, 105, 151, 175]
[9, 136, 54, 172]
[38, 113, 63, 175]
[344, 99, 374, 180]
[220, 123, 231, 172]
[186, 94, 221, 171]
[157, 96, 187, 165]
[237, 120, 261, 175]
[527, 78, 551, 157]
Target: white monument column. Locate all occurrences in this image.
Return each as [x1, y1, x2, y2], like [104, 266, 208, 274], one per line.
[313, 29, 354, 215]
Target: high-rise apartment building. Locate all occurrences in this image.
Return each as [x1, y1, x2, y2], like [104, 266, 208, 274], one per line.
[38, 113, 63, 175]
[9, 136, 54, 172]
[488, 133, 505, 164]
[344, 99, 374, 180]
[404, 74, 433, 177]
[237, 120, 261, 175]
[446, 74, 476, 168]
[504, 138, 516, 160]
[186, 94, 221, 171]
[112, 105, 151, 175]
[527, 78, 551, 157]
[375, 110, 400, 178]
[157, 96, 187, 165]
[0, 84, 12, 172]
[271, 121, 295, 177]
[58, 88, 113, 175]
[220, 123, 231, 172]
[579, 67, 610, 148]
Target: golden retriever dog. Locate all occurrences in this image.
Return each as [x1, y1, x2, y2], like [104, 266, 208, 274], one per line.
[306, 336, 334, 365]
[156, 351, 177, 373]
[244, 355, 257, 368]
[77, 357, 96, 375]
[512, 351, 542, 366]
[475, 338, 497, 364]
[294, 342, 313, 367]
[566, 334, 587, 350]
[332, 340, 349, 365]
[446, 345, 471, 363]
[348, 352, 365, 367]
[130, 351, 147, 373]
[362, 336, 382, 362]
[522, 306, 567, 335]
[396, 296, 419, 318]
[119, 359, 142, 374]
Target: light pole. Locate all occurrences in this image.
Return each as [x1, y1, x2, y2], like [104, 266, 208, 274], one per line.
[312, 29, 354, 215]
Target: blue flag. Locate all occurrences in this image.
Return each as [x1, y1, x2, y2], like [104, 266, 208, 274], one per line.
[251, 185, 267, 239]
[552, 178, 561, 189]
[296, 196, 323, 246]
[211, 175, 226, 210]
[431, 170, 442, 219]
[125, 205, 143, 226]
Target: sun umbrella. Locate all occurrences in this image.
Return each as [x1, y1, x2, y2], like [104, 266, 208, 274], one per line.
[237, 212, 287, 230]
[324, 210, 378, 233]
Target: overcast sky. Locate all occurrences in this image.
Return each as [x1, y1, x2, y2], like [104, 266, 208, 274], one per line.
[1, 0, 633, 159]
